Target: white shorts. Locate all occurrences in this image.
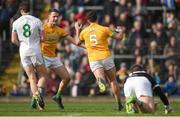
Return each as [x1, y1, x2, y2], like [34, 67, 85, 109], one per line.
[21, 54, 44, 68]
[89, 56, 115, 72]
[43, 56, 63, 68]
[124, 76, 153, 98]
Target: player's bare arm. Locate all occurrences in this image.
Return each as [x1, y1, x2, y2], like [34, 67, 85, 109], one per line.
[40, 30, 45, 42]
[11, 32, 19, 46]
[65, 35, 77, 45]
[74, 22, 85, 48]
[112, 26, 125, 40]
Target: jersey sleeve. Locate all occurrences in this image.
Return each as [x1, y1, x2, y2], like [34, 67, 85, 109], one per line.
[104, 27, 115, 37]
[59, 28, 68, 38]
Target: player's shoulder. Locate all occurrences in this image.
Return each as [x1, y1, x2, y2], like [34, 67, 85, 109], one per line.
[97, 24, 110, 32]
[30, 15, 42, 23]
[81, 27, 87, 34]
[54, 25, 65, 32]
[13, 16, 23, 25]
[81, 24, 92, 34]
[24, 15, 42, 24]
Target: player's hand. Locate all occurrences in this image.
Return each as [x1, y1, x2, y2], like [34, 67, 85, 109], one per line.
[115, 26, 125, 33]
[75, 22, 82, 32]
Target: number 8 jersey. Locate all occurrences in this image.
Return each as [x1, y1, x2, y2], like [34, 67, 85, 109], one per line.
[12, 15, 43, 57]
[79, 23, 116, 62]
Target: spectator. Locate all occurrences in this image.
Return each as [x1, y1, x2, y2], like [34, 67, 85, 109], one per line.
[163, 76, 178, 96]
[103, 0, 118, 22]
[0, 83, 6, 96]
[71, 71, 82, 97]
[127, 20, 146, 50]
[148, 41, 161, 55]
[135, 55, 143, 65]
[150, 21, 168, 54]
[131, 37, 146, 56]
[164, 35, 179, 58]
[164, 62, 178, 83]
[10, 83, 23, 96]
[146, 58, 161, 84]
[64, 60, 75, 78]
[116, 62, 128, 84]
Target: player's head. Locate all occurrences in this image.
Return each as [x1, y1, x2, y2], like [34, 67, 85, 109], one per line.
[19, 2, 30, 14]
[48, 9, 60, 25]
[87, 11, 97, 23]
[130, 64, 144, 72]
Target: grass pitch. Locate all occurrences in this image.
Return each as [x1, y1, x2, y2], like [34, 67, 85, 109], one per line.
[0, 96, 179, 116]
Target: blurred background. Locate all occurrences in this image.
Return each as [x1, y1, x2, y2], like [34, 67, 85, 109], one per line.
[0, 0, 180, 98]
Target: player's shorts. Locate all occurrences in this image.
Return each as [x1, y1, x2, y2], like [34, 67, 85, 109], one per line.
[43, 56, 63, 68]
[89, 56, 115, 72]
[124, 76, 153, 98]
[21, 54, 44, 68]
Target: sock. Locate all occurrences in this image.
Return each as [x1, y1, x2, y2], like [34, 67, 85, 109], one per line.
[56, 91, 62, 98]
[136, 100, 144, 106]
[38, 87, 44, 96]
[96, 78, 105, 84]
[118, 99, 122, 106]
[154, 86, 169, 106]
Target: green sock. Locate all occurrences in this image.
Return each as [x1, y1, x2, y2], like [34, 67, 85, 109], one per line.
[118, 99, 122, 106]
[56, 91, 62, 98]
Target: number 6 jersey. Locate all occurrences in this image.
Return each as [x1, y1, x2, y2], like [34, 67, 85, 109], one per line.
[12, 15, 43, 57]
[79, 23, 116, 62]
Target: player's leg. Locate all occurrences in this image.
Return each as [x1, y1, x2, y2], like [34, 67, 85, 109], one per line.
[125, 96, 139, 114]
[90, 61, 106, 93]
[135, 77, 155, 113]
[30, 55, 46, 110]
[93, 67, 106, 93]
[52, 65, 71, 109]
[24, 65, 38, 95]
[124, 78, 138, 113]
[36, 64, 47, 95]
[153, 86, 172, 114]
[24, 65, 44, 110]
[54, 65, 71, 93]
[137, 96, 155, 113]
[105, 67, 123, 111]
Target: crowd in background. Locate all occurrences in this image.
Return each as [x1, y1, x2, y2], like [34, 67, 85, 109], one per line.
[0, 0, 180, 97]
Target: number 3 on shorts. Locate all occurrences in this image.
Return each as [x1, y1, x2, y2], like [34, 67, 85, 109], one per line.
[90, 34, 98, 46]
[23, 24, 31, 38]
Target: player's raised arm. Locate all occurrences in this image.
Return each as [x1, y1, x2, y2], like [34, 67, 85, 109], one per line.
[65, 35, 77, 45]
[74, 22, 85, 48]
[112, 26, 125, 40]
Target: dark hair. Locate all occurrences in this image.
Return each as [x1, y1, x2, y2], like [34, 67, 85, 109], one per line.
[130, 64, 144, 72]
[48, 9, 60, 15]
[19, 2, 30, 13]
[87, 11, 97, 22]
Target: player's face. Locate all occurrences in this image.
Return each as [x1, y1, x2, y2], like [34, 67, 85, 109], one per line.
[48, 12, 59, 25]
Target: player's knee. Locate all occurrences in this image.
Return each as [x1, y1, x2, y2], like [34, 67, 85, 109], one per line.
[29, 76, 36, 82]
[146, 104, 155, 113]
[150, 106, 155, 113]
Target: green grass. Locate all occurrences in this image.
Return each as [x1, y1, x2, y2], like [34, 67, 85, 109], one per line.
[0, 97, 179, 116]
